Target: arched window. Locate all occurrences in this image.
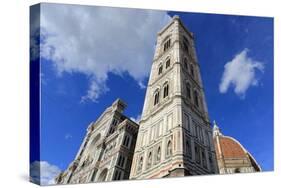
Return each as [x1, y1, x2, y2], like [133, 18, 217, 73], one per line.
[122, 135, 130, 148]
[138, 157, 143, 172]
[166, 140, 172, 157]
[109, 126, 115, 134]
[183, 36, 189, 52]
[163, 38, 171, 52]
[154, 91, 160, 105]
[156, 147, 161, 162]
[166, 58, 170, 68]
[194, 90, 199, 107]
[184, 58, 188, 70]
[158, 65, 163, 75]
[186, 82, 191, 99]
[190, 64, 195, 78]
[147, 152, 152, 169]
[163, 84, 169, 98]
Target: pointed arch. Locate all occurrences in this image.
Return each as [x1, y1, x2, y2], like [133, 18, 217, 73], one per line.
[158, 65, 163, 75]
[138, 156, 143, 172]
[166, 140, 172, 157]
[162, 35, 172, 52]
[156, 146, 161, 162]
[165, 57, 171, 68]
[163, 81, 169, 98]
[154, 89, 160, 105]
[186, 81, 191, 99]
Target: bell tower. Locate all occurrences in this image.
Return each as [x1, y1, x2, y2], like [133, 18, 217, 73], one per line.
[130, 15, 218, 179]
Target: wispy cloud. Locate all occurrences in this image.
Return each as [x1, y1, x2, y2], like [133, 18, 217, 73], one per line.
[30, 161, 61, 185]
[219, 48, 264, 98]
[64, 133, 73, 140]
[138, 81, 147, 89]
[33, 4, 171, 102]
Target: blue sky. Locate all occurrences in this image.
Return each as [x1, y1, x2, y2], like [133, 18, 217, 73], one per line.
[30, 4, 273, 183]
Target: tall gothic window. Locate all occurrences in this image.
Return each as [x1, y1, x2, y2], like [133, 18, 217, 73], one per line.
[147, 152, 152, 169]
[112, 119, 118, 126]
[202, 150, 207, 168]
[123, 135, 130, 148]
[163, 38, 171, 52]
[190, 64, 195, 78]
[156, 147, 161, 162]
[186, 82, 191, 99]
[166, 58, 170, 68]
[195, 145, 200, 164]
[154, 91, 160, 105]
[183, 36, 189, 53]
[109, 126, 115, 134]
[158, 65, 163, 75]
[138, 157, 143, 172]
[163, 84, 169, 98]
[166, 140, 172, 157]
[184, 58, 188, 70]
[186, 139, 192, 159]
[194, 90, 199, 107]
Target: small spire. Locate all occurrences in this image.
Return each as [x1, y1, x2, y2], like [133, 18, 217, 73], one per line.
[173, 15, 180, 20]
[213, 120, 221, 136]
[213, 120, 219, 130]
[213, 120, 217, 127]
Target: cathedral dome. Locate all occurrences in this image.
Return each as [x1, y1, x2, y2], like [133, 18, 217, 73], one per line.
[215, 136, 247, 159]
[213, 122, 262, 173]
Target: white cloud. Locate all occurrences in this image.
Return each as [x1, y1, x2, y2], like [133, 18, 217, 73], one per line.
[34, 4, 171, 102]
[30, 161, 61, 185]
[138, 81, 147, 89]
[130, 114, 142, 123]
[219, 49, 264, 97]
[64, 133, 73, 140]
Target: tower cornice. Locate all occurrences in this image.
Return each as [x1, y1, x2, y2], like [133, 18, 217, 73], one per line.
[157, 15, 193, 39]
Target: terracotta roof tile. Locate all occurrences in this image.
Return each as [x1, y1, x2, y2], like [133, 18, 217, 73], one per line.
[219, 137, 246, 158]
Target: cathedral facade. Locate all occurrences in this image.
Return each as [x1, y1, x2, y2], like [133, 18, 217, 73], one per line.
[56, 99, 139, 183]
